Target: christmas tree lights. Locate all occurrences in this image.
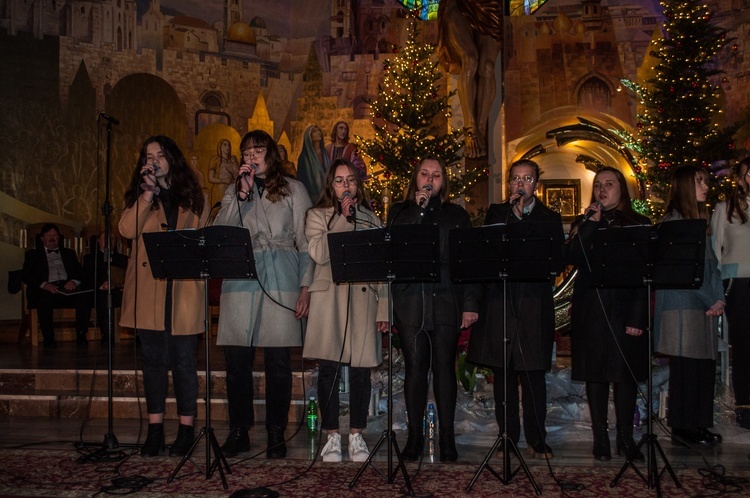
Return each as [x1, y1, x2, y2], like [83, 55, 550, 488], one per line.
[616, 0, 741, 218]
[355, 14, 486, 217]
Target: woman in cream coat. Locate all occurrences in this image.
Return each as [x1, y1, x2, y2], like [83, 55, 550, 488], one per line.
[213, 130, 313, 459]
[304, 158, 389, 462]
[119, 136, 207, 457]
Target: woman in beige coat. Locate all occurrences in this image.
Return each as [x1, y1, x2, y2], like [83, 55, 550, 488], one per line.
[304, 158, 389, 462]
[119, 136, 207, 457]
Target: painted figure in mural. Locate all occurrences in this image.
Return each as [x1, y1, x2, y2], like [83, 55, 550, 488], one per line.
[304, 158, 389, 462]
[208, 138, 240, 205]
[213, 130, 313, 459]
[437, 0, 502, 158]
[711, 157, 750, 431]
[277, 144, 297, 178]
[297, 125, 331, 204]
[656, 166, 724, 446]
[188, 153, 207, 190]
[468, 159, 564, 459]
[22, 223, 90, 349]
[387, 156, 480, 462]
[564, 167, 650, 462]
[119, 136, 207, 457]
[325, 121, 367, 180]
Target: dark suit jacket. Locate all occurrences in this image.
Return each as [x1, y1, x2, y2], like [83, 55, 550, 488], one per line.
[83, 248, 128, 291]
[467, 199, 565, 371]
[22, 247, 84, 307]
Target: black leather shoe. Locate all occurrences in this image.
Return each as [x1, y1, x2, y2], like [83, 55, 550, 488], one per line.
[76, 333, 88, 348]
[439, 431, 458, 462]
[141, 423, 164, 457]
[671, 428, 713, 446]
[169, 424, 195, 456]
[401, 431, 423, 461]
[527, 441, 554, 459]
[266, 426, 287, 458]
[697, 428, 722, 444]
[221, 428, 250, 457]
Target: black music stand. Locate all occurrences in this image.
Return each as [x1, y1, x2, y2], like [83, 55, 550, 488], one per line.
[450, 221, 563, 495]
[597, 219, 705, 496]
[143, 226, 256, 490]
[327, 224, 440, 497]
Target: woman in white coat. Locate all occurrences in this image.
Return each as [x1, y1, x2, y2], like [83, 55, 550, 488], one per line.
[304, 158, 389, 462]
[213, 130, 313, 459]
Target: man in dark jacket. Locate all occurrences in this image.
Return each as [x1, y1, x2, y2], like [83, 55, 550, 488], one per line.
[23, 223, 90, 348]
[468, 160, 565, 458]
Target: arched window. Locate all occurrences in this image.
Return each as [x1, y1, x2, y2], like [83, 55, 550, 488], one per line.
[577, 77, 611, 111]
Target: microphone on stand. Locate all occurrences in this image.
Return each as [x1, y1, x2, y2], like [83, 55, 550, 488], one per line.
[97, 112, 120, 125]
[342, 191, 356, 223]
[418, 184, 433, 207]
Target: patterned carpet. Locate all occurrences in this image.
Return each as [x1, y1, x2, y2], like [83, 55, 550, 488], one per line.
[0, 448, 747, 497]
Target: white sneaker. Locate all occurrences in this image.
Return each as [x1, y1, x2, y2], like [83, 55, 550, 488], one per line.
[348, 433, 370, 462]
[321, 432, 342, 462]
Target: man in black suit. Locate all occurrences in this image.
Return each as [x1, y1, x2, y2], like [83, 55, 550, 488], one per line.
[23, 223, 90, 348]
[83, 232, 128, 343]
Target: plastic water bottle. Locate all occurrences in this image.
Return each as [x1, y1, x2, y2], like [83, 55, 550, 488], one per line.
[426, 403, 436, 456]
[306, 397, 319, 432]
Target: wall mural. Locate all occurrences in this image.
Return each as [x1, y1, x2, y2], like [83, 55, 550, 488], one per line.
[1, 0, 748, 247]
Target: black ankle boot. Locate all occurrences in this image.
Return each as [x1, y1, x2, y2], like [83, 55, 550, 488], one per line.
[616, 425, 644, 461]
[592, 424, 611, 461]
[439, 429, 457, 462]
[169, 424, 195, 456]
[266, 425, 286, 458]
[221, 427, 250, 458]
[402, 430, 423, 461]
[141, 423, 164, 457]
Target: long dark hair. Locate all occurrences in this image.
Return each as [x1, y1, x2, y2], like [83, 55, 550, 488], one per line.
[726, 157, 749, 224]
[123, 136, 205, 215]
[312, 158, 372, 229]
[666, 165, 707, 221]
[404, 155, 450, 205]
[240, 130, 289, 202]
[590, 166, 638, 219]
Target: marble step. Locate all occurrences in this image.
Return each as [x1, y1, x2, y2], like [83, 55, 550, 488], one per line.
[0, 369, 312, 422]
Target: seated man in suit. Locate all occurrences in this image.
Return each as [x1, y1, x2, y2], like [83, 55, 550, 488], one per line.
[83, 231, 128, 343]
[23, 223, 90, 348]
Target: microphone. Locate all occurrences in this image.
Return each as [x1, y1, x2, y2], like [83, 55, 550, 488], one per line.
[584, 201, 602, 221]
[418, 184, 433, 207]
[238, 163, 257, 179]
[342, 191, 356, 223]
[97, 112, 120, 125]
[511, 189, 526, 205]
[141, 162, 159, 177]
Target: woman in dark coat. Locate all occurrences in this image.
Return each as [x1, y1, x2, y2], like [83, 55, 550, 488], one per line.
[467, 159, 564, 459]
[387, 155, 480, 462]
[564, 166, 650, 462]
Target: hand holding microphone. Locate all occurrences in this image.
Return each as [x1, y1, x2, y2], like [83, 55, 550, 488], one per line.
[510, 188, 526, 206]
[584, 201, 602, 222]
[140, 162, 160, 197]
[236, 162, 256, 195]
[341, 191, 356, 223]
[417, 184, 433, 207]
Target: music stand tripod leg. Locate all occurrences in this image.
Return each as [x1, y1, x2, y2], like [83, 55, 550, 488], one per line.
[348, 282, 414, 497]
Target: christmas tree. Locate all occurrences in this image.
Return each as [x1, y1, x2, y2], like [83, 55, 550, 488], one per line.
[355, 16, 485, 215]
[619, 0, 741, 218]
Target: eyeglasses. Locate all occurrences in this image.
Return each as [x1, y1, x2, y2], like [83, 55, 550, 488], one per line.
[510, 175, 536, 184]
[333, 176, 358, 186]
[243, 146, 266, 155]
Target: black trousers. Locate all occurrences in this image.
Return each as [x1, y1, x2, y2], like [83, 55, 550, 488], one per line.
[139, 330, 199, 416]
[586, 381, 638, 429]
[726, 278, 750, 406]
[35, 287, 90, 340]
[224, 345, 292, 430]
[318, 360, 371, 431]
[667, 356, 716, 430]
[399, 324, 459, 435]
[492, 365, 547, 446]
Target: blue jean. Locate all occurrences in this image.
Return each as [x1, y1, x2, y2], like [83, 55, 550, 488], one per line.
[318, 360, 371, 431]
[224, 346, 292, 430]
[139, 330, 198, 416]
